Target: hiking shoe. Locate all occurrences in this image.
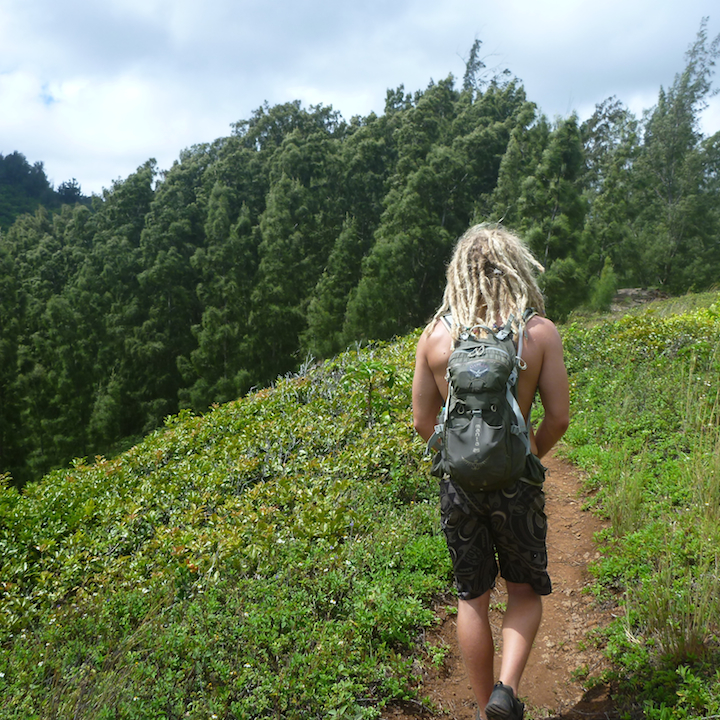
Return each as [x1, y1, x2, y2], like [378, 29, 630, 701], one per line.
[485, 681, 524, 720]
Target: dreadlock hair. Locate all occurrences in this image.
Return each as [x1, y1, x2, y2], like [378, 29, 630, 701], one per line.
[425, 223, 545, 341]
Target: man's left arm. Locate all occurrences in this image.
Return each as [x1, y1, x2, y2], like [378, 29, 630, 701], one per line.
[534, 324, 570, 459]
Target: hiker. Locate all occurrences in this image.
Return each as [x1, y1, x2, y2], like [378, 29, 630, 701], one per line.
[412, 224, 569, 720]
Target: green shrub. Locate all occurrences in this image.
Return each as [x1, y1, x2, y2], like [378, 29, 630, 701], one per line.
[561, 295, 720, 712]
[0, 336, 450, 719]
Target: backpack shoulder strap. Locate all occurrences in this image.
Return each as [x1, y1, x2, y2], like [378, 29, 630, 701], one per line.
[516, 307, 539, 368]
[522, 307, 538, 323]
[510, 307, 536, 457]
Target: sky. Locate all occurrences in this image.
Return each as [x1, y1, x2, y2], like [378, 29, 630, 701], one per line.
[1, 0, 719, 196]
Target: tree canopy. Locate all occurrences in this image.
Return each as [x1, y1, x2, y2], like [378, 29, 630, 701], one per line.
[0, 152, 90, 230]
[1, 21, 719, 487]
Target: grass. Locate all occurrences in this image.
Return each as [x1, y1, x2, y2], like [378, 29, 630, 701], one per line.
[0, 335, 452, 719]
[561, 293, 720, 717]
[3, 292, 720, 718]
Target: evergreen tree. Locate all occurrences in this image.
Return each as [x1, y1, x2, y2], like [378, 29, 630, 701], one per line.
[462, 38, 487, 95]
[245, 112, 345, 382]
[249, 170, 340, 382]
[630, 19, 720, 291]
[302, 216, 371, 359]
[5, 208, 66, 482]
[580, 97, 641, 287]
[0, 152, 56, 229]
[492, 115, 587, 319]
[345, 76, 530, 340]
[179, 190, 258, 409]
[344, 79, 460, 340]
[489, 106, 550, 226]
[133, 149, 211, 429]
[0, 240, 22, 481]
[84, 162, 156, 446]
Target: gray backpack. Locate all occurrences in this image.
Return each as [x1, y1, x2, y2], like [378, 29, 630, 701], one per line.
[427, 312, 533, 492]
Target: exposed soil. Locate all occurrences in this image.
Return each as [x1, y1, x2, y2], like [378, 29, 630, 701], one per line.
[610, 287, 669, 313]
[383, 452, 621, 720]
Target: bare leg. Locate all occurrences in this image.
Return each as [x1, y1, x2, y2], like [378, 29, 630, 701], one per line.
[498, 581, 542, 695]
[457, 591, 495, 712]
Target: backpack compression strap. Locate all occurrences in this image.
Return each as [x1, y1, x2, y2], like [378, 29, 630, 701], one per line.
[507, 385, 531, 456]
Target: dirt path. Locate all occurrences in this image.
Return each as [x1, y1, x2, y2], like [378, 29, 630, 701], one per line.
[384, 452, 619, 720]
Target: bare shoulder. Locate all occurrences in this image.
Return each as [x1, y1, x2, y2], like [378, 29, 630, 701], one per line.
[515, 314, 568, 432]
[517, 315, 565, 404]
[525, 315, 562, 346]
[521, 315, 565, 367]
[420, 319, 452, 372]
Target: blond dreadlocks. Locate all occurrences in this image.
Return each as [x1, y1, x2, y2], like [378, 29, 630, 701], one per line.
[425, 223, 545, 341]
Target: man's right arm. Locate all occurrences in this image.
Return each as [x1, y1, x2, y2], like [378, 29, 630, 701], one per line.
[412, 332, 444, 442]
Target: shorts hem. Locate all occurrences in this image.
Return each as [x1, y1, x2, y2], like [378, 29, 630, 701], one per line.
[456, 577, 552, 601]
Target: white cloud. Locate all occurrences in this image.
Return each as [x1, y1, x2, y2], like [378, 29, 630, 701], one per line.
[700, 95, 720, 137]
[1, 0, 718, 194]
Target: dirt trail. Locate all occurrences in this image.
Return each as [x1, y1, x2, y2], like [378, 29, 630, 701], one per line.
[385, 452, 619, 720]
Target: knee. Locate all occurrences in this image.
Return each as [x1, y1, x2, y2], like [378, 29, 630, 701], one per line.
[505, 581, 541, 604]
[458, 590, 492, 615]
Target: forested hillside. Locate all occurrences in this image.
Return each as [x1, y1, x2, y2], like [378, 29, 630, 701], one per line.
[2, 294, 720, 718]
[1, 24, 719, 487]
[0, 151, 88, 230]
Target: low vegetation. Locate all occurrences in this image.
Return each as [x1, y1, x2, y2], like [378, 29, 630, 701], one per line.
[0, 335, 454, 718]
[2, 293, 720, 718]
[564, 291, 720, 718]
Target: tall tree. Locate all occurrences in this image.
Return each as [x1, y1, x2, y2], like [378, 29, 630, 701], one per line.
[491, 114, 587, 319]
[489, 106, 550, 226]
[0, 240, 22, 481]
[0, 152, 56, 229]
[345, 76, 530, 340]
[133, 149, 211, 429]
[302, 110, 400, 358]
[344, 78, 460, 340]
[178, 188, 259, 409]
[629, 18, 720, 291]
[303, 216, 372, 359]
[83, 162, 157, 445]
[580, 97, 641, 288]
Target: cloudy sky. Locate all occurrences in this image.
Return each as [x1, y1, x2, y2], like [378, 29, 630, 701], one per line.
[1, 0, 718, 195]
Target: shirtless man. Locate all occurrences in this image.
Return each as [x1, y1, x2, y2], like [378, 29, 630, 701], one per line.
[412, 224, 570, 720]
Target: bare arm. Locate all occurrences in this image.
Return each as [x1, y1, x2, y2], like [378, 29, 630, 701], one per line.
[532, 324, 570, 459]
[412, 328, 448, 442]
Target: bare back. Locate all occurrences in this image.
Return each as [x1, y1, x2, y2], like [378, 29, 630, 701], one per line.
[412, 315, 569, 459]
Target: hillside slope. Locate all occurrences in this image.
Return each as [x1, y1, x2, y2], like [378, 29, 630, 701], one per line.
[1, 334, 453, 719]
[3, 293, 720, 719]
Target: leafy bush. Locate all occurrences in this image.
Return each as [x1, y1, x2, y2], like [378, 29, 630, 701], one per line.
[561, 296, 720, 714]
[0, 335, 451, 719]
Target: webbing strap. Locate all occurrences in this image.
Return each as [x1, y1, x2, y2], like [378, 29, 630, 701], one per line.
[507, 385, 531, 456]
[516, 307, 539, 371]
[426, 426, 443, 454]
[517, 326, 525, 364]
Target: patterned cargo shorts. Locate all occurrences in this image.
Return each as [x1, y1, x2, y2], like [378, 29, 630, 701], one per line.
[439, 475, 552, 600]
